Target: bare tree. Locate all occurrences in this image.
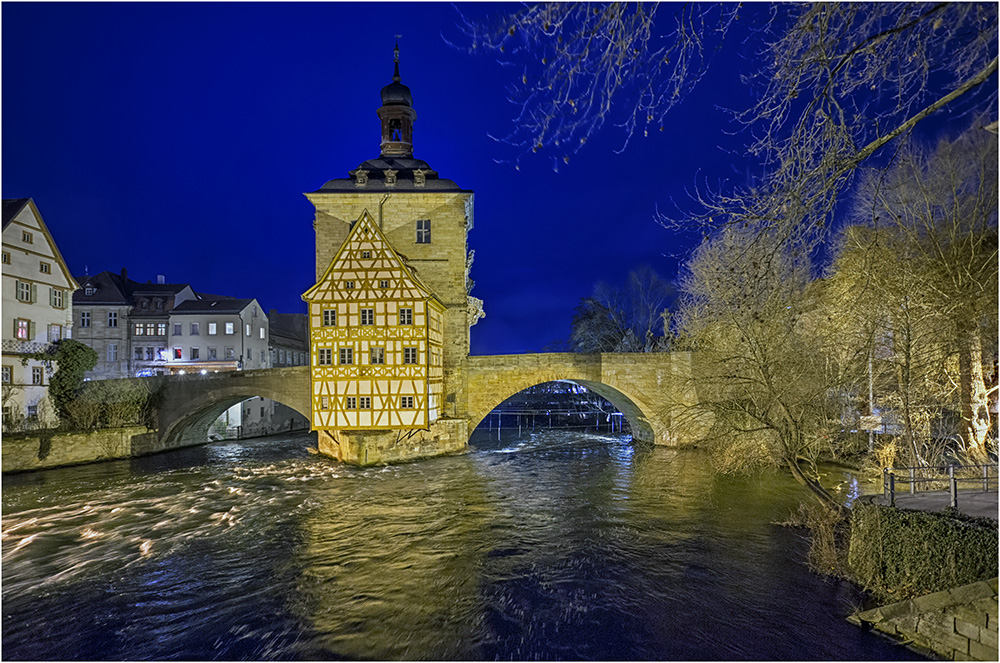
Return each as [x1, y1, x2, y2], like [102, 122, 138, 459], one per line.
[569, 265, 674, 352]
[851, 125, 998, 458]
[459, 3, 997, 231]
[677, 224, 844, 509]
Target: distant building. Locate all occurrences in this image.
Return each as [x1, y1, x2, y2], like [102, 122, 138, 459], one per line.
[167, 297, 269, 374]
[269, 310, 309, 368]
[2, 198, 78, 429]
[73, 270, 197, 379]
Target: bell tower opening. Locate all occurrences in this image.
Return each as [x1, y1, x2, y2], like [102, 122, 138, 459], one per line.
[377, 43, 417, 158]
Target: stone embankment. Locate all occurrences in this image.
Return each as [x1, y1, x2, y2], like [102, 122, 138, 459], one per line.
[849, 578, 998, 661]
[3, 427, 158, 473]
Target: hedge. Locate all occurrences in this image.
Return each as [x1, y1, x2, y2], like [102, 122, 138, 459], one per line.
[848, 501, 998, 601]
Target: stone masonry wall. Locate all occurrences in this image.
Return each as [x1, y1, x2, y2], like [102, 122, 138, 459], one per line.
[2, 426, 151, 473]
[849, 578, 999, 661]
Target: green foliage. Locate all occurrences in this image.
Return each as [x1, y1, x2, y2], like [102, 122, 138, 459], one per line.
[848, 502, 998, 601]
[65, 380, 161, 431]
[22, 339, 97, 423]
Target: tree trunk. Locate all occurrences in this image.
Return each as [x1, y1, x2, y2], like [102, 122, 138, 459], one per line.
[958, 323, 991, 460]
[786, 456, 847, 514]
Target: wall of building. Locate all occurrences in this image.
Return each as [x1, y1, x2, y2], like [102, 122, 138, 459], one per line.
[2, 426, 152, 472]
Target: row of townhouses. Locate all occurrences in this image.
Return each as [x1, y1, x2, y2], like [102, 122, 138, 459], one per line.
[2, 198, 308, 435]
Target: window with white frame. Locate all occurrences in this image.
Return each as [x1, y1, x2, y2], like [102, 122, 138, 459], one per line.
[401, 396, 414, 408]
[107, 344, 118, 361]
[15, 319, 30, 340]
[245, 324, 251, 337]
[416, 219, 431, 243]
[191, 347, 200, 360]
[22, 231, 33, 244]
[174, 348, 182, 359]
[108, 312, 118, 328]
[346, 396, 357, 409]
[134, 323, 145, 336]
[399, 308, 413, 325]
[39, 261, 51, 274]
[50, 288, 64, 309]
[1, 366, 11, 384]
[208, 347, 217, 360]
[370, 347, 385, 364]
[318, 348, 332, 365]
[225, 322, 234, 335]
[208, 322, 217, 335]
[259, 327, 265, 339]
[80, 311, 91, 328]
[320, 396, 330, 410]
[157, 323, 167, 335]
[135, 347, 144, 360]
[173, 323, 182, 335]
[359, 397, 371, 409]
[225, 347, 235, 359]
[323, 309, 336, 326]
[360, 309, 374, 325]
[32, 367, 43, 385]
[379, 280, 389, 289]
[190, 323, 199, 336]
[48, 324, 61, 342]
[345, 281, 355, 289]
[145, 323, 156, 336]
[403, 347, 418, 364]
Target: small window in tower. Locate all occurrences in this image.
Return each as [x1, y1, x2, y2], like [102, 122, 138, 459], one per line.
[413, 169, 426, 187]
[384, 169, 397, 186]
[416, 219, 431, 244]
[389, 118, 402, 141]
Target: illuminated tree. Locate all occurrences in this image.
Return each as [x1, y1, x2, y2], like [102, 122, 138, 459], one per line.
[569, 265, 674, 352]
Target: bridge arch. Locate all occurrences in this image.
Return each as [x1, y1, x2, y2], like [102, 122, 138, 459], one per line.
[156, 367, 311, 449]
[462, 354, 671, 445]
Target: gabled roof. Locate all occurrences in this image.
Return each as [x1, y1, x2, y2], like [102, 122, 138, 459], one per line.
[302, 208, 439, 304]
[4, 198, 80, 292]
[2, 198, 29, 230]
[73, 271, 131, 305]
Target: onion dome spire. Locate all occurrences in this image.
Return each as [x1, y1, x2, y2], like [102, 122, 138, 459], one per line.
[378, 41, 416, 157]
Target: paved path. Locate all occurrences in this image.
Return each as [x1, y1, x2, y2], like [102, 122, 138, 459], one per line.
[864, 490, 998, 520]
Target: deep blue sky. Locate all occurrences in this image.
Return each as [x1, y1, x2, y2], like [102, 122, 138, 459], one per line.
[0, 3, 841, 354]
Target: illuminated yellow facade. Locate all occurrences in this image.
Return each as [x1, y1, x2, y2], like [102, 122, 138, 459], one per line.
[303, 210, 445, 431]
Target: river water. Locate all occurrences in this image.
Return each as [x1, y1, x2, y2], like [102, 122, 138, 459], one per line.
[2, 430, 922, 660]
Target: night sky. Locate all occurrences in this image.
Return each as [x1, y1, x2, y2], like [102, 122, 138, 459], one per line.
[0, 3, 868, 355]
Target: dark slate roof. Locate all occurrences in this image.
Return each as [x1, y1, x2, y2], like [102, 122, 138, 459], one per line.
[130, 282, 192, 295]
[312, 157, 469, 193]
[172, 298, 255, 314]
[73, 271, 131, 305]
[2, 198, 30, 230]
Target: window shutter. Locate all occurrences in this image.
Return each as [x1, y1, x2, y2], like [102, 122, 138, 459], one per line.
[30, 283, 37, 303]
[28, 321, 36, 340]
[49, 288, 56, 306]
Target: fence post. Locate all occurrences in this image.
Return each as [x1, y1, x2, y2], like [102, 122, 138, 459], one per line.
[887, 471, 896, 507]
[949, 464, 957, 509]
[984, 465, 989, 492]
[910, 467, 916, 494]
[883, 468, 889, 501]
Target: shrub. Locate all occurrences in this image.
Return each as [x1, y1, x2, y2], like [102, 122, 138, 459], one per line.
[848, 501, 998, 601]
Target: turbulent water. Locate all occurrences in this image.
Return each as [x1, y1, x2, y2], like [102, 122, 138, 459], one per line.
[2, 431, 921, 660]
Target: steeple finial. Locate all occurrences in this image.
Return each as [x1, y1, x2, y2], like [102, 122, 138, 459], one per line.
[393, 37, 401, 82]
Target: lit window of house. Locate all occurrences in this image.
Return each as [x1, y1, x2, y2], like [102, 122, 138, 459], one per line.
[145, 323, 156, 335]
[225, 322, 235, 335]
[245, 324, 251, 337]
[174, 348, 182, 359]
[157, 323, 167, 335]
[15, 319, 30, 340]
[134, 323, 145, 336]
[208, 322, 217, 335]
[259, 327, 265, 340]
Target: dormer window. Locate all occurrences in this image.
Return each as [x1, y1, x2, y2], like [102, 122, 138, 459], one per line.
[384, 169, 397, 186]
[85, 286, 95, 296]
[413, 169, 426, 187]
[354, 169, 369, 187]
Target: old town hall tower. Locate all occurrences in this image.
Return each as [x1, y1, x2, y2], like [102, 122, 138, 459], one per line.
[303, 46, 481, 464]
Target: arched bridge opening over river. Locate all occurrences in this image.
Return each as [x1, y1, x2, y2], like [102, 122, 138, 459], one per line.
[122, 353, 706, 460]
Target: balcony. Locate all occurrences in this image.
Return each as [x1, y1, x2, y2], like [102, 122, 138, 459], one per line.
[2, 340, 51, 355]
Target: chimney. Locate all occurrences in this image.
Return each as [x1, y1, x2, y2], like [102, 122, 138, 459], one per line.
[120, 267, 128, 281]
[157, 275, 165, 284]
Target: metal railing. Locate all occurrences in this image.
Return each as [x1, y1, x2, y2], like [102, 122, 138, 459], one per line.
[882, 463, 998, 508]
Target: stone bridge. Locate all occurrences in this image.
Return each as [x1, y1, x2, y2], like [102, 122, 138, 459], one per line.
[120, 352, 706, 460]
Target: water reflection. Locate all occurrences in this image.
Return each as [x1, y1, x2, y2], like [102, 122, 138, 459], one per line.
[2, 432, 921, 660]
